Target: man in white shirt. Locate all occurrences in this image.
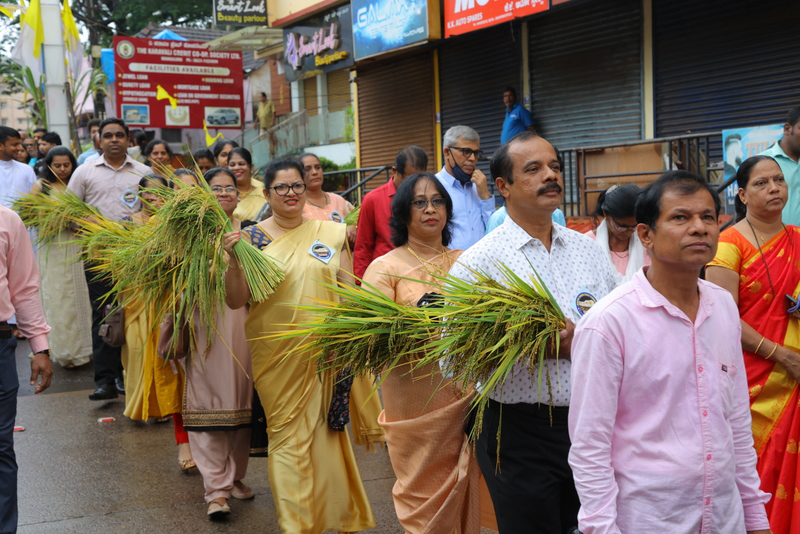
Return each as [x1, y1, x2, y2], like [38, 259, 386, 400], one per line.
[449, 131, 616, 533]
[68, 118, 150, 401]
[0, 127, 36, 209]
[435, 125, 495, 250]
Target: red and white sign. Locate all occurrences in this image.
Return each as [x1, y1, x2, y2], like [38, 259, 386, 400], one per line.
[444, 0, 548, 38]
[114, 36, 244, 130]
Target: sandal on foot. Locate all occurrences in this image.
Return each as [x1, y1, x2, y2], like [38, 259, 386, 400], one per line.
[207, 500, 230, 519]
[231, 482, 254, 500]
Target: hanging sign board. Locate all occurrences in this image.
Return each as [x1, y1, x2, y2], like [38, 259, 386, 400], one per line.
[352, 0, 441, 60]
[282, 4, 355, 83]
[213, 0, 268, 26]
[444, 0, 547, 38]
[113, 36, 244, 130]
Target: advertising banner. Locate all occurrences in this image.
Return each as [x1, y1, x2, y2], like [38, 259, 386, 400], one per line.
[444, 0, 547, 38]
[213, 0, 268, 26]
[721, 125, 784, 213]
[282, 4, 355, 83]
[113, 36, 244, 130]
[352, 0, 438, 59]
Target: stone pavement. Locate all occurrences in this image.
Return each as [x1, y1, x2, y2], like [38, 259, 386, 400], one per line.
[13, 340, 402, 533]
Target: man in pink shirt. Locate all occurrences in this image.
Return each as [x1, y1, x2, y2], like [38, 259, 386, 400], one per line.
[569, 171, 770, 534]
[0, 205, 52, 533]
[353, 146, 428, 279]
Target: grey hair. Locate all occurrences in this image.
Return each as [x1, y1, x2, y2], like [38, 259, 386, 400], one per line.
[443, 125, 480, 148]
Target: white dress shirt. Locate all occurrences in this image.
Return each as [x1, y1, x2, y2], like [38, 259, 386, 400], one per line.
[448, 214, 616, 405]
[0, 158, 36, 209]
[435, 167, 495, 251]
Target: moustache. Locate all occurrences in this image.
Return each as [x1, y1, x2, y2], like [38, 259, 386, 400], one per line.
[537, 183, 563, 196]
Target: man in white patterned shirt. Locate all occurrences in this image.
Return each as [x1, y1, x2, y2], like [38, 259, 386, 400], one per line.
[449, 131, 616, 534]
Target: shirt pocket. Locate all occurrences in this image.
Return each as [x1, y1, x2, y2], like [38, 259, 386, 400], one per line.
[720, 362, 738, 418]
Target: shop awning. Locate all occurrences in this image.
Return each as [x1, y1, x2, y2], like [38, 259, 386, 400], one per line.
[204, 26, 283, 52]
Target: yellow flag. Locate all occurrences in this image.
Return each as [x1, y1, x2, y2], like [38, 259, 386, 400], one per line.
[62, 0, 83, 76]
[203, 120, 223, 147]
[10, 0, 44, 80]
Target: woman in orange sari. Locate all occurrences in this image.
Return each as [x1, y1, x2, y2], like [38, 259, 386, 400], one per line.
[707, 155, 800, 534]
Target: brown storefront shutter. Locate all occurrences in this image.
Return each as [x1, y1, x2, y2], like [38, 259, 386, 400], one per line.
[357, 51, 436, 190]
[304, 76, 319, 117]
[327, 69, 351, 113]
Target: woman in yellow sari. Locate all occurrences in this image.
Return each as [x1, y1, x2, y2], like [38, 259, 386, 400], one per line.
[121, 174, 193, 471]
[224, 158, 375, 534]
[707, 155, 800, 534]
[362, 172, 484, 533]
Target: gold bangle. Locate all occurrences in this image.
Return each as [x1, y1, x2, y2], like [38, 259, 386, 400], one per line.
[766, 343, 779, 360]
[754, 336, 766, 355]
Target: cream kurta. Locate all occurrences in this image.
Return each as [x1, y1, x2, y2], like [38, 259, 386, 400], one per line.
[363, 248, 486, 534]
[245, 219, 375, 534]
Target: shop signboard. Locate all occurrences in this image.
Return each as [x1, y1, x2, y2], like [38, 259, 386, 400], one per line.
[114, 36, 244, 130]
[352, 0, 440, 59]
[213, 0, 268, 26]
[721, 124, 783, 214]
[282, 4, 355, 83]
[444, 0, 547, 38]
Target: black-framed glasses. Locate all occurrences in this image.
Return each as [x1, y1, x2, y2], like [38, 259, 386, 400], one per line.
[411, 198, 446, 210]
[449, 146, 483, 160]
[608, 218, 637, 232]
[211, 185, 237, 194]
[270, 182, 306, 196]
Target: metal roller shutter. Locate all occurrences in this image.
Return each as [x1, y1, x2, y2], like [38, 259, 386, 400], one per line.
[327, 69, 351, 113]
[439, 23, 522, 178]
[654, 0, 800, 156]
[528, 0, 643, 149]
[304, 76, 319, 117]
[357, 52, 436, 189]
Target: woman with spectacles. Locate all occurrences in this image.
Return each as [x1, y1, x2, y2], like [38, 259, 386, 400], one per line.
[174, 167, 255, 519]
[298, 152, 384, 452]
[587, 184, 649, 284]
[224, 158, 376, 533]
[706, 155, 800, 534]
[361, 171, 487, 533]
[228, 147, 266, 222]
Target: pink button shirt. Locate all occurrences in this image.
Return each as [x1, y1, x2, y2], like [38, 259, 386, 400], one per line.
[569, 269, 769, 534]
[0, 206, 50, 353]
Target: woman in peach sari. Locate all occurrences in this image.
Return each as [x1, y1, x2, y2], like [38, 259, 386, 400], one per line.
[707, 155, 800, 534]
[362, 172, 483, 533]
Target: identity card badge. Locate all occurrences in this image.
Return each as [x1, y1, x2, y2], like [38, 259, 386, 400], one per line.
[308, 240, 334, 264]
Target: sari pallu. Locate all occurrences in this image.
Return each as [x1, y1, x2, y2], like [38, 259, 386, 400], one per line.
[710, 226, 800, 534]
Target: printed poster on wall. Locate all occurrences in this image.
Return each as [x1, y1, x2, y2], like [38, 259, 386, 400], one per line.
[114, 36, 244, 129]
[352, 0, 434, 59]
[444, 0, 547, 38]
[282, 4, 355, 83]
[213, 0, 268, 26]
[721, 125, 784, 214]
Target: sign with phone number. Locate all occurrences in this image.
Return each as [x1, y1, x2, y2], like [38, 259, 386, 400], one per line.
[444, 0, 547, 38]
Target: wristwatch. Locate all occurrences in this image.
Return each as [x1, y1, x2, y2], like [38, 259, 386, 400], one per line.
[34, 349, 50, 357]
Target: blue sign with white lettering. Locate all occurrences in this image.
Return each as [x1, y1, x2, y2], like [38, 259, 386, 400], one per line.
[352, 0, 430, 60]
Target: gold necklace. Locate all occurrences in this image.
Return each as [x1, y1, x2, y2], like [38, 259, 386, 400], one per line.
[273, 217, 303, 234]
[406, 244, 451, 278]
[306, 191, 329, 209]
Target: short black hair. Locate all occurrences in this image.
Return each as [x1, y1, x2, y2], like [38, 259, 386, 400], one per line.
[0, 126, 21, 143]
[203, 167, 237, 187]
[260, 92, 267, 99]
[87, 119, 101, 130]
[40, 146, 77, 184]
[389, 172, 454, 247]
[264, 158, 304, 188]
[504, 86, 517, 99]
[138, 174, 169, 189]
[786, 106, 800, 127]
[394, 146, 428, 175]
[42, 132, 61, 145]
[212, 139, 238, 159]
[32, 128, 47, 135]
[143, 139, 173, 163]
[733, 155, 779, 222]
[635, 170, 721, 229]
[489, 130, 543, 185]
[724, 133, 742, 148]
[132, 130, 148, 147]
[99, 117, 129, 136]
[228, 147, 252, 166]
[192, 148, 214, 162]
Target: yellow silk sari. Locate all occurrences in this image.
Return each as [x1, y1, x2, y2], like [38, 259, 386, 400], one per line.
[245, 219, 375, 533]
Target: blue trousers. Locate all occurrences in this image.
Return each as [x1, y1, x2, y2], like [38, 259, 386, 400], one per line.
[0, 337, 18, 534]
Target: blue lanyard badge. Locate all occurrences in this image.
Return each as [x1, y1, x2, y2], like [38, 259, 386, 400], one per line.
[308, 240, 334, 264]
[329, 210, 343, 223]
[121, 189, 138, 208]
[572, 287, 598, 317]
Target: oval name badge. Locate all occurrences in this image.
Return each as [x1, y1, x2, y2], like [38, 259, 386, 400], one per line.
[309, 240, 334, 264]
[572, 287, 598, 317]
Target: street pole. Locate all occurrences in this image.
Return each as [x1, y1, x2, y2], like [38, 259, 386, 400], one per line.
[39, 0, 71, 145]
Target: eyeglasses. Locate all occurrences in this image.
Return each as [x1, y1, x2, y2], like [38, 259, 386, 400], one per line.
[211, 185, 237, 194]
[411, 198, 446, 210]
[609, 218, 637, 232]
[448, 146, 483, 160]
[270, 182, 306, 196]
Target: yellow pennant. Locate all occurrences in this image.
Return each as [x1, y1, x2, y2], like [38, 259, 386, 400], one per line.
[203, 120, 223, 147]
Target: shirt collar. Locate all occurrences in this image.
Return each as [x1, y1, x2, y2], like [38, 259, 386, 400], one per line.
[438, 167, 471, 189]
[502, 212, 567, 250]
[765, 140, 796, 163]
[632, 268, 713, 323]
[97, 154, 135, 170]
[387, 177, 397, 197]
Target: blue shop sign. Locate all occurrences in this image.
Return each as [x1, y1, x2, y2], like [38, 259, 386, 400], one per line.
[352, 0, 435, 60]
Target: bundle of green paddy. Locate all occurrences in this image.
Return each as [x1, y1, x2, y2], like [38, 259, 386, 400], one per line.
[12, 189, 103, 244]
[344, 205, 360, 227]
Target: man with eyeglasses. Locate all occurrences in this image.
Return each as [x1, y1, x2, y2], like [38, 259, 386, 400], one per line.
[68, 118, 150, 401]
[435, 125, 494, 251]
